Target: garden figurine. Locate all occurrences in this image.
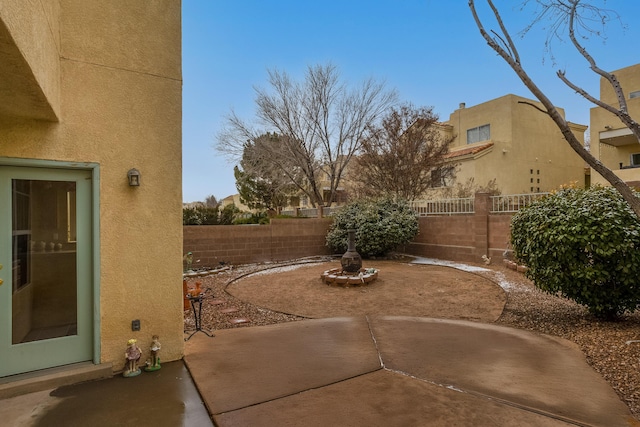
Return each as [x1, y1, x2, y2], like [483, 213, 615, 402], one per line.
[184, 251, 193, 271]
[145, 335, 162, 371]
[123, 338, 142, 377]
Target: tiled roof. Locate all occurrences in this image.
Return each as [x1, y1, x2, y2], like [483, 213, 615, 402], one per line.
[445, 142, 494, 159]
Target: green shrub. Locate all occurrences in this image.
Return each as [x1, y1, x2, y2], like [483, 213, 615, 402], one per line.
[183, 206, 219, 225]
[233, 212, 270, 225]
[326, 197, 418, 258]
[511, 186, 640, 319]
[218, 204, 240, 225]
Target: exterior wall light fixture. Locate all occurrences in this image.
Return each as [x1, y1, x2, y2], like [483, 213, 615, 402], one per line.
[127, 168, 141, 186]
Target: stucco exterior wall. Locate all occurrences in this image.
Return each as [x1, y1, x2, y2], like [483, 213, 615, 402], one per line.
[0, 0, 61, 120]
[444, 95, 587, 195]
[590, 64, 640, 186]
[0, 0, 183, 372]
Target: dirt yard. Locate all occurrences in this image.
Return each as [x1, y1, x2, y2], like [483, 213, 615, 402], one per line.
[227, 260, 506, 322]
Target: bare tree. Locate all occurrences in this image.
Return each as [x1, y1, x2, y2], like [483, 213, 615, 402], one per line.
[468, 0, 640, 217]
[444, 177, 501, 198]
[217, 63, 398, 207]
[349, 104, 455, 200]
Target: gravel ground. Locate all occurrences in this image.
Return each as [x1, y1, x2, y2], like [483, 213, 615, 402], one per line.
[184, 258, 640, 419]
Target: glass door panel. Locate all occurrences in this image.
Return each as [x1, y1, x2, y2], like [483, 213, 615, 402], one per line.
[12, 179, 78, 344]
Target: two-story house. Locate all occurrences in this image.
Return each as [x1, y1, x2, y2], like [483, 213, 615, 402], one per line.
[439, 94, 588, 196]
[590, 64, 640, 188]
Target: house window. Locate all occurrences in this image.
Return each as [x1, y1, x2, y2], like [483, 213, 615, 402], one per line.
[466, 124, 490, 144]
[630, 90, 640, 99]
[431, 166, 453, 188]
[431, 169, 446, 187]
[631, 153, 640, 167]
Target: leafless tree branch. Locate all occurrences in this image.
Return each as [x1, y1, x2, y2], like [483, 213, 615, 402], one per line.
[468, 0, 640, 217]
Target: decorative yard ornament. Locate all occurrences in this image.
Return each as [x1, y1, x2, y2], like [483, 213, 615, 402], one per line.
[340, 229, 362, 273]
[123, 339, 142, 377]
[145, 335, 162, 372]
[184, 252, 193, 271]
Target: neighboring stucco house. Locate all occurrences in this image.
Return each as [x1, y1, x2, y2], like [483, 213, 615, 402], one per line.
[0, 1, 183, 382]
[220, 193, 251, 211]
[590, 63, 640, 188]
[438, 94, 588, 195]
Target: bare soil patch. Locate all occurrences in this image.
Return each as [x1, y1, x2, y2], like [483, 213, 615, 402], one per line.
[227, 260, 505, 322]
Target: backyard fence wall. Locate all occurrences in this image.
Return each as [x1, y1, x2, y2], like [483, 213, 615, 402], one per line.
[183, 194, 514, 267]
[183, 218, 334, 268]
[404, 192, 513, 263]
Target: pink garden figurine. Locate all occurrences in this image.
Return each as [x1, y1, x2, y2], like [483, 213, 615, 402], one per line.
[123, 339, 142, 377]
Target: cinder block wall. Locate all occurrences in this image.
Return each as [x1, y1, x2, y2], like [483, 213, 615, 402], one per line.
[183, 218, 334, 268]
[404, 216, 476, 262]
[404, 193, 513, 263]
[183, 198, 515, 267]
[488, 214, 513, 258]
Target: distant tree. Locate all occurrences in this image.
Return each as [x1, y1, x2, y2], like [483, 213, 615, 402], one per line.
[183, 205, 219, 225]
[350, 104, 455, 200]
[218, 203, 240, 225]
[234, 133, 297, 213]
[468, 0, 640, 218]
[217, 63, 397, 207]
[204, 195, 219, 209]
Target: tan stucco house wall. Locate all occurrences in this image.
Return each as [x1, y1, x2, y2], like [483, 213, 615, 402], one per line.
[440, 94, 587, 195]
[590, 64, 640, 187]
[0, 0, 183, 376]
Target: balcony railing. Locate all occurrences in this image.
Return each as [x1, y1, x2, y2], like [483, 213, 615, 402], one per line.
[490, 193, 549, 213]
[279, 193, 549, 218]
[409, 198, 475, 216]
[280, 206, 340, 218]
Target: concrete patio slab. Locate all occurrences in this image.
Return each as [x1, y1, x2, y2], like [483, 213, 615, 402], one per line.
[184, 317, 381, 415]
[368, 316, 634, 427]
[215, 370, 574, 427]
[185, 316, 638, 427]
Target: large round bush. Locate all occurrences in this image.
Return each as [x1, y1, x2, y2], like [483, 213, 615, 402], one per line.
[511, 186, 640, 319]
[326, 197, 418, 258]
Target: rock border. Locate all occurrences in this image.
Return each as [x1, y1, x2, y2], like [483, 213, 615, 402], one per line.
[320, 267, 379, 287]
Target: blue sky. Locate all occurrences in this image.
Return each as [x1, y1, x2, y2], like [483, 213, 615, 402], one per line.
[182, 0, 640, 203]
